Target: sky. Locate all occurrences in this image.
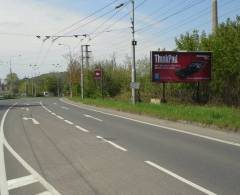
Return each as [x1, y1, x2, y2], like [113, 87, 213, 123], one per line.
[0, 0, 239, 80]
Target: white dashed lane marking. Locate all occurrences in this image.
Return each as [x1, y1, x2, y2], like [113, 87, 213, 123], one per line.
[144, 161, 216, 195]
[64, 120, 74, 125]
[84, 114, 102, 122]
[96, 136, 127, 152]
[75, 125, 89, 133]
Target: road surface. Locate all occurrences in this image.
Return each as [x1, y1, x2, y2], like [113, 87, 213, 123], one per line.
[1, 97, 240, 195]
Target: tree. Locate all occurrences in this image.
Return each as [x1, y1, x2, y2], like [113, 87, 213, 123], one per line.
[175, 16, 240, 106]
[4, 72, 19, 95]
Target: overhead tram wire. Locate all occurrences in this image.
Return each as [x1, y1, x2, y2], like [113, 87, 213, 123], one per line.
[109, 0, 205, 51]
[135, 0, 191, 29]
[98, 0, 194, 49]
[136, 0, 206, 33]
[60, 1, 130, 36]
[33, 1, 122, 65]
[88, 1, 130, 37]
[71, 1, 130, 52]
[53, 0, 120, 36]
[90, 0, 148, 41]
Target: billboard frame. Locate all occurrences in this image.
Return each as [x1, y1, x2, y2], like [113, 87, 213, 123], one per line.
[151, 51, 212, 83]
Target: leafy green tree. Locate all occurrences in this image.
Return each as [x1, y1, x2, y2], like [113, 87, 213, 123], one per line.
[4, 72, 19, 95]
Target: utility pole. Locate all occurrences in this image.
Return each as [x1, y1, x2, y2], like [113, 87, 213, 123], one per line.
[85, 45, 91, 68]
[131, 0, 137, 104]
[81, 45, 84, 99]
[80, 45, 91, 99]
[212, 0, 218, 33]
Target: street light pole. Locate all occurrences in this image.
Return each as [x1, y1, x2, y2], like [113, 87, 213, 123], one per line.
[131, 0, 137, 104]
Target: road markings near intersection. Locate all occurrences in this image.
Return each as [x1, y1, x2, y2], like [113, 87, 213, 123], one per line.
[96, 136, 127, 152]
[22, 117, 40, 125]
[1, 103, 61, 195]
[7, 175, 37, 190]
[84, 114, 102, 122]
[144, 161, 216, 195]
[75, 125, 89, 133]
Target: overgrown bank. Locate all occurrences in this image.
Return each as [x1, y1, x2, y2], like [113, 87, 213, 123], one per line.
[69, 97, 240, 132]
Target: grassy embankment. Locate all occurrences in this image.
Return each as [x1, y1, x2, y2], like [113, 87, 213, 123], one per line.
[69, 97, 240, 131]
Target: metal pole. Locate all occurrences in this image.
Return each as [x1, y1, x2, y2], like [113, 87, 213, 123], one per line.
[131, 0, 137, 104]
[81, 45, 84, 99]
[212, 0, 218, 33]
[101, 66, 103, 99]
[85, 45, 90, 68]
[9, 58, 13, 95]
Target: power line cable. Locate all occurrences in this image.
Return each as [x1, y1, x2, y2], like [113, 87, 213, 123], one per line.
[90, 0, 148, 41]
[88, 1, 130, 36]
[136, 0, 205, 33]
[61, 1, 128, 36]
[53, 0, 120, 35]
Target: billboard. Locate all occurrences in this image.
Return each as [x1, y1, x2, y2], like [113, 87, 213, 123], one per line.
[151, 51, 212, 83]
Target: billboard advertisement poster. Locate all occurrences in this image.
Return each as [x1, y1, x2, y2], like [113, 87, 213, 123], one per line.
[151, 51, 212, 83]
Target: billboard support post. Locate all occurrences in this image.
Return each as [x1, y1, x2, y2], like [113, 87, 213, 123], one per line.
[196, 82, 200, 102]
[161, 83, 167, 103]
[101, 67, 103, 99]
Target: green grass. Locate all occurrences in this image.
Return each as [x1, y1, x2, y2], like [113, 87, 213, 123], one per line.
[69, 97, 240, 131]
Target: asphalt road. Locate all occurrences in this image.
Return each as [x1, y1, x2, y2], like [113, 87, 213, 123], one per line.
[1, 97, 240, 195]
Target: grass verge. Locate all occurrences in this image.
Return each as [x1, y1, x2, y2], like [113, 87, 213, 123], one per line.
[69, 97, 240, 131]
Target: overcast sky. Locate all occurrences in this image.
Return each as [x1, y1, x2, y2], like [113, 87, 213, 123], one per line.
[0, 0, 239, 80]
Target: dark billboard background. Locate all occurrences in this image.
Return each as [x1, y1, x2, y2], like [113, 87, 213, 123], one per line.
[151, 51, 212, 83]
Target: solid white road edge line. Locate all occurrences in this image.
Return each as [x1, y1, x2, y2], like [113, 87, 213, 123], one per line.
[60, 99, 240, 148]
[84, 114, 103, 122]
[75, 125, 89, 133]
[8, 175, 38, 190]
[0, 103, 17, 195]
[2, 104, 61, 195]
[64, 120, 74, 125]
[145, 161, 216, 195]
[96, 136, 127, 152]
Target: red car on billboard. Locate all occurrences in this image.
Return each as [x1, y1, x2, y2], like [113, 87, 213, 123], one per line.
[151, 51, 212, 83]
